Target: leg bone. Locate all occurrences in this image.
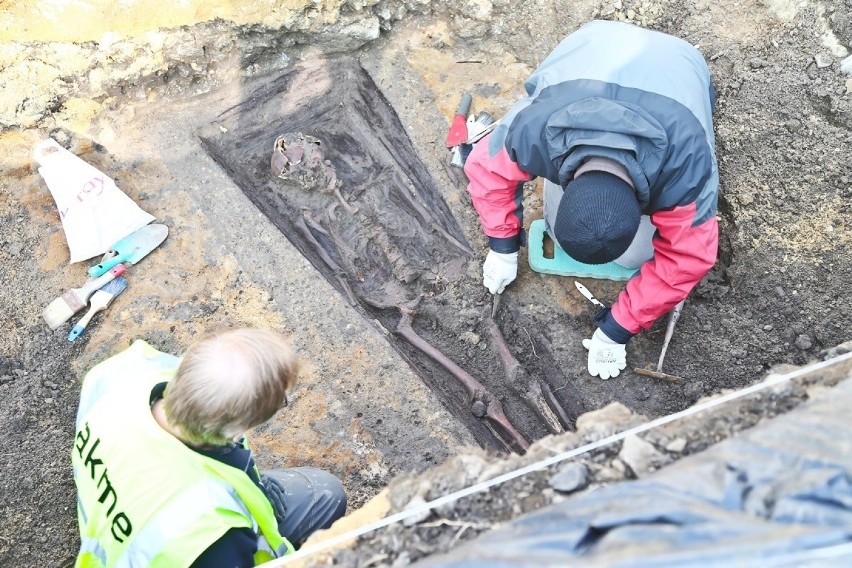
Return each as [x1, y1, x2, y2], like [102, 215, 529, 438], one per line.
[487, 320, 572, 434]
[394, 311, 529, 452]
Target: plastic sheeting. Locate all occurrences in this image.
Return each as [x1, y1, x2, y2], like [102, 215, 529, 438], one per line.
[415, 379, 852, 567]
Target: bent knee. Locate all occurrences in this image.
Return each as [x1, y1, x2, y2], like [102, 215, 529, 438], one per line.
[296, 467, 347, 516]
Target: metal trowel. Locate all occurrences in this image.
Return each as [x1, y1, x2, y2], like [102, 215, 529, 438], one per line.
[87, 224, 169, 277]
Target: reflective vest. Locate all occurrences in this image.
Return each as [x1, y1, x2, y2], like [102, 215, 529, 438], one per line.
[72, 340, 294, 567]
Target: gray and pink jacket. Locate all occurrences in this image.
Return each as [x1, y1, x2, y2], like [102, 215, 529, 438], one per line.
[464, 20, 719, 343]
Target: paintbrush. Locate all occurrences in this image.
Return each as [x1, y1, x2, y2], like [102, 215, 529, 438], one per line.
[67, 277, 128, 342]
[43, 264, 126, 330]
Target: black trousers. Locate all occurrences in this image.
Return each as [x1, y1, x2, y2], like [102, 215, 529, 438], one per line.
[261, 467, 347, 548]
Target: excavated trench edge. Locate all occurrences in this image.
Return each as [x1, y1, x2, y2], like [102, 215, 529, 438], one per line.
[266, 351, 852, 566]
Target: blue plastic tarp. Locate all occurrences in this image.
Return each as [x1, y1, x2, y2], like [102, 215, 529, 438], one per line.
[415, 378, 852, 567]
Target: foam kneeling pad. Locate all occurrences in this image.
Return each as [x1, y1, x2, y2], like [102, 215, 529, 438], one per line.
[527, 219, 639, 282]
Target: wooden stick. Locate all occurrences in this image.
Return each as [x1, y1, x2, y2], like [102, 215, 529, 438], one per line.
[657, 299, 685, 372]
[633, 367, 686, 385]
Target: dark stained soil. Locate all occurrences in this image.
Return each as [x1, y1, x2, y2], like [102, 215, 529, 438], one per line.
[200, 57, 586, 451]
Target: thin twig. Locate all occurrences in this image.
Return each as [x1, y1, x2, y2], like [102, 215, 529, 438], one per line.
[450, 525, 470, 548]
[362, 554, 389, 567]
[522, 327, 538, 357]
[419, 519, 490, 530]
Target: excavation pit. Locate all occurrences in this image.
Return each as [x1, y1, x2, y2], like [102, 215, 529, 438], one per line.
[200, 57, 588, 451]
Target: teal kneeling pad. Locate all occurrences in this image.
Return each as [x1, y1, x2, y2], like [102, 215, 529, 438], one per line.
[527, 219, 639, 282]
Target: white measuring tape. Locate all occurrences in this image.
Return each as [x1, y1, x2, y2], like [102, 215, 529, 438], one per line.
[761, 542, 852, 566]
[268, 351, 852, 566]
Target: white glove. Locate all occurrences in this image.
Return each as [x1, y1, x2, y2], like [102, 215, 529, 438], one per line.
[483, 250, 518, 294]
[582, 328, 627, 380]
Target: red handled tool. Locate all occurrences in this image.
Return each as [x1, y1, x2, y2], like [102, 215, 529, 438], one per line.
[445, 93, 472, 148]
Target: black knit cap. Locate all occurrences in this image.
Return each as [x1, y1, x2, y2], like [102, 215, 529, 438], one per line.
[553, 171, 641, 265]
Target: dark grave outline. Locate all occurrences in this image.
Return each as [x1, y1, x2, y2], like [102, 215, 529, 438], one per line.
[198, 57, 584, 453]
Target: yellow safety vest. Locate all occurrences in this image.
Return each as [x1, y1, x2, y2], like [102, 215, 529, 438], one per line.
[72, 340, 294, 567]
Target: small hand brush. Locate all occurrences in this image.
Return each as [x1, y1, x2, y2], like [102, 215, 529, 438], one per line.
[43, 264, 126, 330]
[67, 277, 128, 342]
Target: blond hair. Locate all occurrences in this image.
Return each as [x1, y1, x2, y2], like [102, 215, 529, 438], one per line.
[164, 328, 299, 447]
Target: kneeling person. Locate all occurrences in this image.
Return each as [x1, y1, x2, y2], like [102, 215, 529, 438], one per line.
[72, 328, 346, 567]
[465, 20, 719, 379]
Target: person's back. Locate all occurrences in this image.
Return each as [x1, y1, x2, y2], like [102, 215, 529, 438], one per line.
[522, 20, 715, 131]
[464, 20, 720, 379]
[493, 19, 717, 219]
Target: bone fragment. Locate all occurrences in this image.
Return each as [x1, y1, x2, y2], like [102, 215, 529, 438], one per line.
[326, 168, 359, 215]
[391, 172, 473, 257]
[634, 367, 686, 385]
[294, 211, 358, 306]
[487, 320, 568, 435]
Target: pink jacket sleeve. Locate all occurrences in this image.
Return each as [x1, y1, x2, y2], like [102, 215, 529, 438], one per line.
[609, 202, 718, 335]
[464, 134, 532, 243]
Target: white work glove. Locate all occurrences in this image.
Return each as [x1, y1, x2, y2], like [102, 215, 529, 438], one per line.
[582, 328, 627, 380]
[483, 250, 518, 294]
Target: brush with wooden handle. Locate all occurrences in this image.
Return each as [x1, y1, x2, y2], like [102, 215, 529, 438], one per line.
[42, 264, 126, 330]
[67, 277, 128, 342]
